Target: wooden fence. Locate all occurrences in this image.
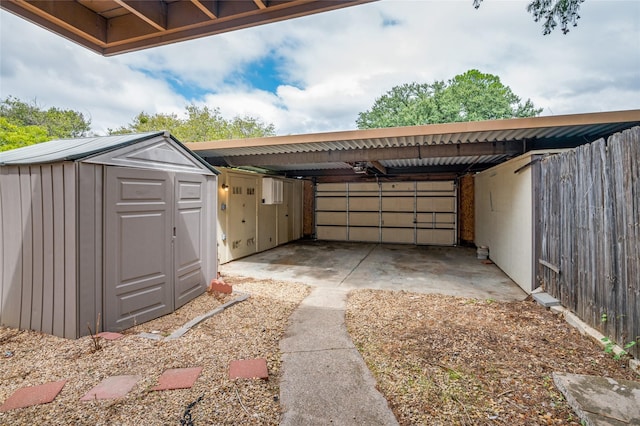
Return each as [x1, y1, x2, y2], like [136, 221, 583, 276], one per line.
[536, 126, 639, 358]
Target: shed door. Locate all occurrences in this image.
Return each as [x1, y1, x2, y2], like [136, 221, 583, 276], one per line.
[174, 173, 206, 309]
[105, 167, 173, 331]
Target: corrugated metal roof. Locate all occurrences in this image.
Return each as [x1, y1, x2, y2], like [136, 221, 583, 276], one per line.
[0, 132, 164, 165]
[189, 110, 640, 177]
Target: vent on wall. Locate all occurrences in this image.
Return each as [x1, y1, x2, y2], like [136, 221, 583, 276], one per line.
[262, 177, 283, 204]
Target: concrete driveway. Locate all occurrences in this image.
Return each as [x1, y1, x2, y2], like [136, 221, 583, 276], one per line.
[220, 240, 527, 301]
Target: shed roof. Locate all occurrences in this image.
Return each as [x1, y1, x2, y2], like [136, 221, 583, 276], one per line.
[187, 110, 640, 179]
[0, 131, 218, 174]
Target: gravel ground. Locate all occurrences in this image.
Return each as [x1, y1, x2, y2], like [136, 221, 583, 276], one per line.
[346, 289, 639, 426]
[2, 278, 637, 426]
[0, 277, 309, 426]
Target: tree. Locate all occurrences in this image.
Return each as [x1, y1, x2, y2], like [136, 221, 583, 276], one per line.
[110, 104, 276, 142]
[356, 70, 542, 129]
[473, 0, 585, 35]
[0, 117, 50, 152]
[0, 96, 91, 139]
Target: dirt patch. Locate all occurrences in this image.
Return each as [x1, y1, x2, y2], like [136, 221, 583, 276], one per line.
[346, 289, 638, 425]
[0, 278, 309, 425]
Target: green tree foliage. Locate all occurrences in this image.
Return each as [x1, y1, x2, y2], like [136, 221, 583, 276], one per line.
[473, 0, 585, 35]
[0, 117, 50, 152]
[0, 96, 91, 139]
[110, 104, 276, 142]
[356, 70, 542, 129]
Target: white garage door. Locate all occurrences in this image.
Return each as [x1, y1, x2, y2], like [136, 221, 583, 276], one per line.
[315, 181, 456, 245]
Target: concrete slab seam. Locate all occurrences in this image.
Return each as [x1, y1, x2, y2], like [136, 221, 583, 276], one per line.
[137, 291, 250, 341]
[338, 244, 378, 287]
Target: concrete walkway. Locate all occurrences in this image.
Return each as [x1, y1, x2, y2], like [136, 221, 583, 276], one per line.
[220, 241, 526, 425]
[279, 286, 398, 425]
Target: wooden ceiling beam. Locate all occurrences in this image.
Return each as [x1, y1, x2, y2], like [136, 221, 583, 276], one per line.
[190, 0, 218, 19]
[3, 0, 107, 45]
[114, 0, 166, 31]
[253, 0, 267, 10]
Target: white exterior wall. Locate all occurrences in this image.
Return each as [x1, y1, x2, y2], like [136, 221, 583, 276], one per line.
[475, 154, 534, 293]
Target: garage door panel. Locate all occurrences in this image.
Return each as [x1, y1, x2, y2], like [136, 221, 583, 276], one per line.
[317, 183, 347, 192]
[417, 197, 455, 212]
[349, 182, 379, 192]
[317, 211, 347, 226]
[382, 197, 414, 211]
[381, 212, 414, 227]
[417, 229, 456, 245]
[350, 197, 379, 211]
[317, 226, 347, 240]
[349, 227, 379, 242]
[381, 228, 414, 243]
[316, 197, 347, 211]
[381, 182, 414, 192]
[349, 212, 379, 226]
[417, 181, 455, 191]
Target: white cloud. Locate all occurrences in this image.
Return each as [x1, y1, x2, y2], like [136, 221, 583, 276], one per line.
[1, 0, 638, 137]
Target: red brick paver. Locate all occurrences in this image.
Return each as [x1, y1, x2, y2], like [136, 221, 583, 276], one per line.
[229, 358, 268, 380]
[80, 375, 141, 401]
[95, 332, 124, 340]
[152, 367, 203, 391]
[0, 380, 67, 412]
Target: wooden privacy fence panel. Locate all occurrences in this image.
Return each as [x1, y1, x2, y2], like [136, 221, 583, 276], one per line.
[537, 127, 640, 358]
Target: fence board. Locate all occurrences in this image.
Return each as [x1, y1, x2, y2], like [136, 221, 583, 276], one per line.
[537, 127, 640, 358]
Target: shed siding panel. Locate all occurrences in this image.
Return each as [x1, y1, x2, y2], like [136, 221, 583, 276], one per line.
[0, 167, 22, 328]
[63, 163, 77, 338]
[30, 169, 44, 331]
[52, 164, 66, 337]
[78, 163, 101, 336]
[41, 166, 54, 335]
[19, 166, 33, 330]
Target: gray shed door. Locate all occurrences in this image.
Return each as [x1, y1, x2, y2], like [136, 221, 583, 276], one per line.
[105, 167, 173, 330]
[174, 173, 206, 309]
[104, 168, 209, 331]
[316, 181, 457, 245]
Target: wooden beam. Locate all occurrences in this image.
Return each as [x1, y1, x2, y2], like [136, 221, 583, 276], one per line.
[2, 0, 107, 45]
[370, 161, 387, 174]
[103, 0, 373, 55]
[220, 141, 523, 166]
[190, 0, 218, 19]
[253, 0, 268, 10]
[114, 0, 166, 31]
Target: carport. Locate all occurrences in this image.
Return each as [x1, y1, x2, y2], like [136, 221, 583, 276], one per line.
[190, 110, 640, 294]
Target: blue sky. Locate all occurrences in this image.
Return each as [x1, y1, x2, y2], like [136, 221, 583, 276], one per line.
[1, 0, 639, 136]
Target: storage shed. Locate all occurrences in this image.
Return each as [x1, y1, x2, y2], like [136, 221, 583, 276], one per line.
[0, 131, 218, 338]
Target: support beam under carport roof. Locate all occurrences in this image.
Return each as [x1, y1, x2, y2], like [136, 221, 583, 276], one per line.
[220, 140, 523, 166]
